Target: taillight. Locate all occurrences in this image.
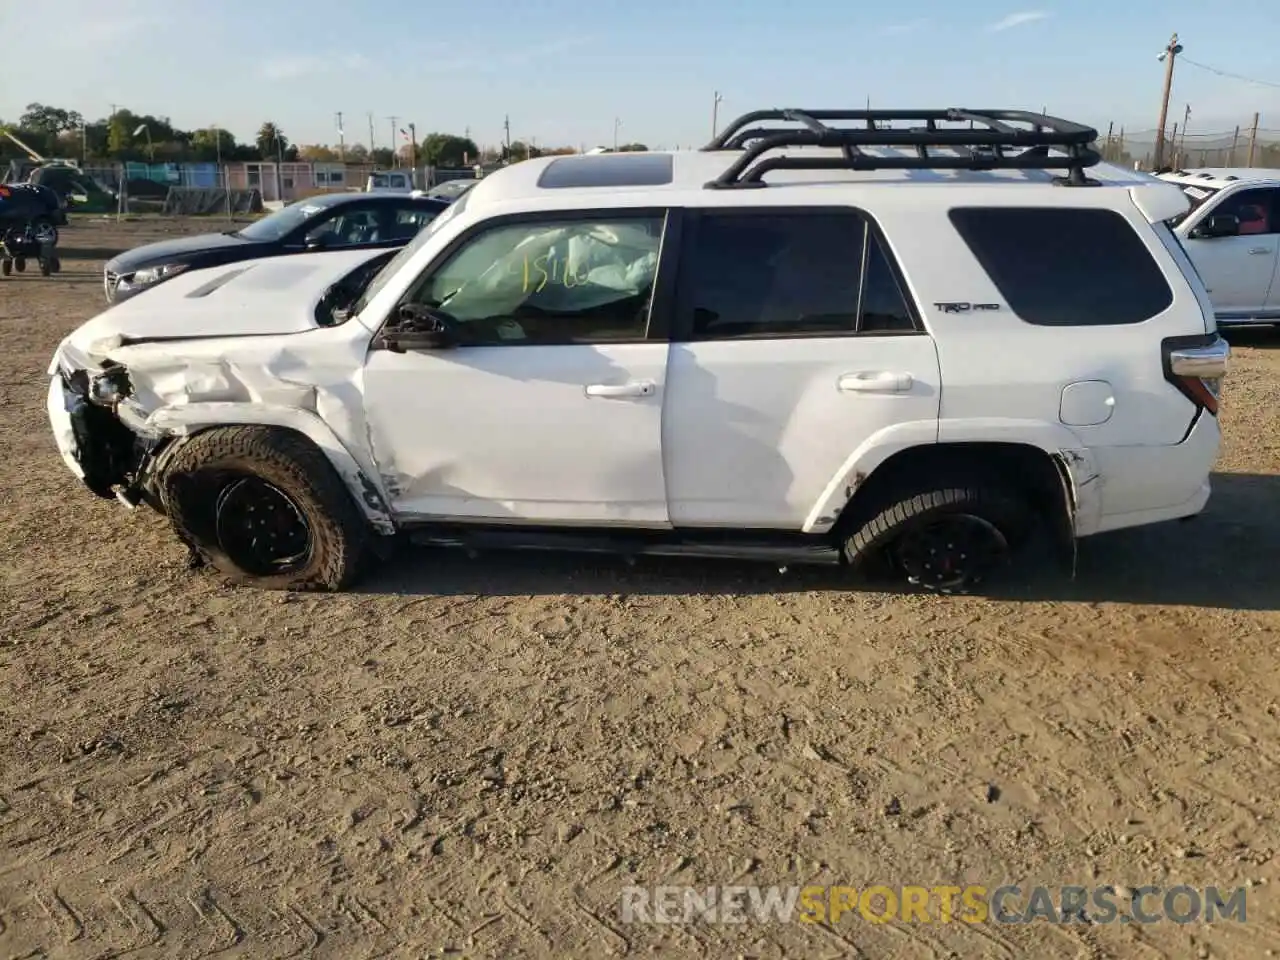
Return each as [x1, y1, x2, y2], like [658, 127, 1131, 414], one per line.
[1163, 333, 1230, 416]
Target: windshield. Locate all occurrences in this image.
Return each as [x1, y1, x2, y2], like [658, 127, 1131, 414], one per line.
[1167, 184, 1220, 228]
[235, 198, 340, 242]
[350, 190, 470, 316]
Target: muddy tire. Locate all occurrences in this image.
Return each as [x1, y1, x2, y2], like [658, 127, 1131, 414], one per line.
[159, 425, 372, 591]
[843, 482, 1031, 594]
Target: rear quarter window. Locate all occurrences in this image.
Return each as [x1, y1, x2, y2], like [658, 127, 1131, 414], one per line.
[948, 207, 1174, 326]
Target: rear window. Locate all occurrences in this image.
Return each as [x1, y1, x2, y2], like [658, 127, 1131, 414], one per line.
[948, 208, 1174, 326]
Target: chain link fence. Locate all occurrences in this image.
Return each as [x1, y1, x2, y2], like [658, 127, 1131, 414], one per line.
[1097, 124, 1280, 170]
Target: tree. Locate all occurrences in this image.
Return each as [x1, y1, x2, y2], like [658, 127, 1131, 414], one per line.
[371, 147, 395, 167]
[106, 116, 132, 156]
[617, 142, 649, 152]
[256, 121, 289, 160]
[190, 127, 238, 161]
[19, 103, 83, 136]
[420, 132, 480, 167]
[298, 143, 340, 162]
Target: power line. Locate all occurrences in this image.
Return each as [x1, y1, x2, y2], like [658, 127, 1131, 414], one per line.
[1179, 57, 1280, 91]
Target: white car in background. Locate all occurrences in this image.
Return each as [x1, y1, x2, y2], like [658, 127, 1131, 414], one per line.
[1158, 168, 1280, 326]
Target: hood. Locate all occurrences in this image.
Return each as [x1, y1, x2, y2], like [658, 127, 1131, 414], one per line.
[56, 248, 388, 367]
[106, 231, 257, 271]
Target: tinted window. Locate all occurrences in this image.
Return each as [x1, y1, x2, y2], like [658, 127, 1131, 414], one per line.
[409, 216, 664, 345]
[948, 208, 1174, 326]
[1198, 187, 1278, 235]
[682, 211, 916, 339]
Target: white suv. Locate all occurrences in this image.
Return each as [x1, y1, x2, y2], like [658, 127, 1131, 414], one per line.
[1157, 167, 1280, 326]
[46, 108, 1230, 593]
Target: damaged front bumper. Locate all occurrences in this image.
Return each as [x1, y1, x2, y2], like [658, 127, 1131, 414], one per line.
[46, 361, 164, 506]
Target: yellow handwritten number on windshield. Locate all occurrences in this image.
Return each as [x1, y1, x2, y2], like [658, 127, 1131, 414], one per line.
[521, 251, 590, 293]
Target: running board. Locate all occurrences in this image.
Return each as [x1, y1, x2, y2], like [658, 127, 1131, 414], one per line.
[406, 525, 844, 566]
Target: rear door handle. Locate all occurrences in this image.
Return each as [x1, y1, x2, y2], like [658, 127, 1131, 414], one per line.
[838, 371, 913, 393]
[584, 380, 656, 399]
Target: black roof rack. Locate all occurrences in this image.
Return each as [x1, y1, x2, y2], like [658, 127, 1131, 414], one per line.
[701, 108, 1102, 189]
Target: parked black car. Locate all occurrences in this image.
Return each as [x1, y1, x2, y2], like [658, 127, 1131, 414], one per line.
[103, 191, 451, 303]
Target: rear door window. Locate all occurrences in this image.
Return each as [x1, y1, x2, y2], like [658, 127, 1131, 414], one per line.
[948, 207, 1174, 326]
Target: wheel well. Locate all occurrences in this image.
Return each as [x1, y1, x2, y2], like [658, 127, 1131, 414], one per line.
[835, 442, 1073, 539]
[151, 423, 393, 532]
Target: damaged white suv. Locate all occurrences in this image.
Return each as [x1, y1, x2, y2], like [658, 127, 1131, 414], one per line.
[47, 108, 1230, 593]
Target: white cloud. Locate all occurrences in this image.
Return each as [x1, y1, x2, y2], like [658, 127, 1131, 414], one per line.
[259, 53, 368, 81]
[881, 18, 931, 36]
[986, 10, 1051, 32]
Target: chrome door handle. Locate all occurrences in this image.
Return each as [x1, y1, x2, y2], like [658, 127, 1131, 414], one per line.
[1248, 247, 1272, 255]
[838, 371, 913, 393]
[584, 380, 656, 399]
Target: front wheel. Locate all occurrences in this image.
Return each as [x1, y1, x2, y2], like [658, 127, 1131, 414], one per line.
[843, 484, 1031, 594]
[159, 425, 373, 591]
[31, 217, 58, 246]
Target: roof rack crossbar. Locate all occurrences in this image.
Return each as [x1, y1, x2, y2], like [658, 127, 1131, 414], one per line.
[725, 151, 1103, 186]
[705, 108, 1096, 150]
[701, 108, 1101, 189]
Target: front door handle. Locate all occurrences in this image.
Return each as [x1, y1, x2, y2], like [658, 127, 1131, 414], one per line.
[1248, 246, 1272, 255]
[584, 380, 656, 399]
[838, 371, 913, 394]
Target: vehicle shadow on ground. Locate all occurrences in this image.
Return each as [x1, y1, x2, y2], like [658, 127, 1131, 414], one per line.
[360, 472, 1279, 612]
[58, 247, 131, 261]
[1223, 326, 1279, 350]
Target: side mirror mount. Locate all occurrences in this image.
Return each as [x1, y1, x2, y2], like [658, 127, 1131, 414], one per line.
[1193, 214, 1240, 239]
[305, 232, 332, 250]
[378, 304, 458, 352]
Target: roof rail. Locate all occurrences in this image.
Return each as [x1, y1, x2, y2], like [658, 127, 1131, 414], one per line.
[701, 108, 1102, 189]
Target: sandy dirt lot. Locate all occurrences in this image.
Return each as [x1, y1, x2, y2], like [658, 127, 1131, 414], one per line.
[1, 216, 1279, 959]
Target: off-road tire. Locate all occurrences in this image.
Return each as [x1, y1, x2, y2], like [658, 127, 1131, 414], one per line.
[13, 257, 24, 273]
[843, 482, 1031, 594]
[0, 259, 9, 277]
[159, 425, 372, 591]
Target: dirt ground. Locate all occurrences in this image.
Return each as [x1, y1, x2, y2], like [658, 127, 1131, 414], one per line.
[1, 216, 1279, 960]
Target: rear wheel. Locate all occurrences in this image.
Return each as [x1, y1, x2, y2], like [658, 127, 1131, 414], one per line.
[0, 259, 9, 277]
[843, 483, 1031, 594]
[159, 425, 373, 591]
[13, 258, 24, 273]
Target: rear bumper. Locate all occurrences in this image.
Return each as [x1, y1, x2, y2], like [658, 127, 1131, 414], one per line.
[1081, 411, 1221, 536]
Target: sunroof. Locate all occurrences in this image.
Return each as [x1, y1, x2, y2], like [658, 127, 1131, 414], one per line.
[537, 153, 674, 189]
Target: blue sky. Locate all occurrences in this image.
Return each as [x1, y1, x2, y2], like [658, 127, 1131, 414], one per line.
[2, 0, 1278, 150]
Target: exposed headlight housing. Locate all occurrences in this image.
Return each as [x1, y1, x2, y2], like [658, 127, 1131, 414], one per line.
[89, 363, 132, 408]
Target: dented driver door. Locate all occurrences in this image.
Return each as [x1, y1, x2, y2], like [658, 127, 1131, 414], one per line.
[360, 210, 677, 526]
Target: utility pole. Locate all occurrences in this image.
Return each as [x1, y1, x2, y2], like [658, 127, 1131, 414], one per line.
[503, 114, 511, 162]
[1247, 112, 1260, 166]
[1170, 122, 1179, 168]
[367, 112, 375, 153]
[613, 117, 622, 152]
[1105, 121, 1114, 159]
[408, 122, 417, 187]
[712, 90, 723, 139]
[336, 111, 345, 160]
[1180, 103, 1191, 159]
[1153, 33, 1182, 169]
[387, 116, 398, 166]
[1228, 125, 1240, 165]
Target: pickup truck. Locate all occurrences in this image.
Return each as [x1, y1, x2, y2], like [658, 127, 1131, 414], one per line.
[1158, 168, 1280, 326]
